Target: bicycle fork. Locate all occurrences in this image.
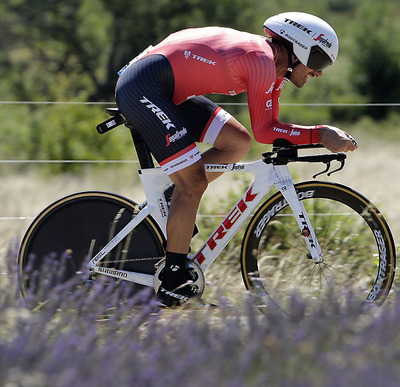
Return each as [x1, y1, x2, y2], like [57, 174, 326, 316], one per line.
[273, 165, 324, 263]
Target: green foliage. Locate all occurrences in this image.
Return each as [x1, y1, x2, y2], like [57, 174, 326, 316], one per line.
[0, 104, 134, 172]
[350, 0, 400, 119]
[1, 0, 399, 167]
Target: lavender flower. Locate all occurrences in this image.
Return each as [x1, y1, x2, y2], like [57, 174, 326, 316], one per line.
[2, 241, 400, 386]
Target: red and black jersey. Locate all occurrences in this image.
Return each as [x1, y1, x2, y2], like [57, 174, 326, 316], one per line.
[145, 27, 319, 145]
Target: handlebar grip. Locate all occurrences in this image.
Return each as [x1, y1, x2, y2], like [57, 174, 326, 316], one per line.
[294, 153, 346, 163]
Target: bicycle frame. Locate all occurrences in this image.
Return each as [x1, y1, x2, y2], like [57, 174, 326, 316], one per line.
[87, 159, 323, 288]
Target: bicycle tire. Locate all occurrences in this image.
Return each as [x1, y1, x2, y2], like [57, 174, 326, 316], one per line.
[241, 181, 396, 314]
[18, 191, 165, 300]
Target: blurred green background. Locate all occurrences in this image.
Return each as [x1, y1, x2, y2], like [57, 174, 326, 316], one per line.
[1, 0, 400, 171]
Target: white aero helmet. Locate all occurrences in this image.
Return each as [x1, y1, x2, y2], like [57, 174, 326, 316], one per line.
[264, 12, 339, 71]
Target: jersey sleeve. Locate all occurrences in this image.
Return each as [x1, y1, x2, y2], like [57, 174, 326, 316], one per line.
[240, 51, 320, 145]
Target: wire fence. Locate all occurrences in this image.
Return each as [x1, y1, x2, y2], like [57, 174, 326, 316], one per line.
[1, 100, 400, 106]
[0, 160, 140, 164]
[1, 100, 397, 222]
[0, 100, 398, 165]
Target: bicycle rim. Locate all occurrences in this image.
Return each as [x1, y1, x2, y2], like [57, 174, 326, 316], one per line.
[241, 181, 396, 314]
[18, 191, 165, 301]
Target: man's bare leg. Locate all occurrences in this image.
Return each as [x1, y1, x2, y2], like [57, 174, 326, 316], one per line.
[201, 117, 251, 182]
[158, 117, 251, 305]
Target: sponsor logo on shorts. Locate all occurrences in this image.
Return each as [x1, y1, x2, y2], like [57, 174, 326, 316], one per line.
[140, 96, 176, 130]
[162, 148, 200, 174]
[166, 127, 187, 146]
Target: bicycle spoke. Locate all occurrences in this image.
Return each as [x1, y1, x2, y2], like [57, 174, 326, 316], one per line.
[242, 182, 395, 314]
[321, 262, 357, 281]
[269, 217, 309, 254]
[321, 214, 356, 253]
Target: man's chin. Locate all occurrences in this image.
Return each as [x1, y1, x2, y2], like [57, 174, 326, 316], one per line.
[290, 80, 305, 88]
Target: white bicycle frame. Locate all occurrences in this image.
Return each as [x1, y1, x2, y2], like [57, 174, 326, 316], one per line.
[87, 160, 323, 288]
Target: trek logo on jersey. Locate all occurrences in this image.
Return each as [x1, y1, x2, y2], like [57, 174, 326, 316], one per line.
[166, 127, 187, 146]
[183, 51, 216, 66]
[140, 96, 176, 130]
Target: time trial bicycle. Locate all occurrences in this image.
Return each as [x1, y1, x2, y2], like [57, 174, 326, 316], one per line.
[17, 108, 396, 314]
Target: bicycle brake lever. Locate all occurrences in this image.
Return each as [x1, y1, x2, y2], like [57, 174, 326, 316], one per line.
[313, 157, 346, 179]
[313, 161, 330, 179]
[327, 158, 345, 176]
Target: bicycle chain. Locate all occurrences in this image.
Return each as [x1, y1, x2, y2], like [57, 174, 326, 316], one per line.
[100, 256, 164, 263]
[97, 206, 165, 266]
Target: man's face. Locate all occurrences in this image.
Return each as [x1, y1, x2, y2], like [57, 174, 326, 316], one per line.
[290, 63, 322, 88]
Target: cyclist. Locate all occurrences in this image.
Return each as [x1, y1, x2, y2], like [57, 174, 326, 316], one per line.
[115, 12, 358, 307]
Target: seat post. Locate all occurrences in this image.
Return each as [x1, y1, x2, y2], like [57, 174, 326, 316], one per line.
[101, 108, 155, 169]
[128, 126, 155, 169]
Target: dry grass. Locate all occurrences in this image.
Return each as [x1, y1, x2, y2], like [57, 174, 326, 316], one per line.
[1, 134, 399, 295]
[1, 136, 400, 386]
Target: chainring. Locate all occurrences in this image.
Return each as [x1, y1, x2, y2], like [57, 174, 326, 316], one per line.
[153, 258, 205, 297]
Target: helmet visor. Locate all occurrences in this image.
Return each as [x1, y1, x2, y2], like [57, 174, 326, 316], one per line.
[307, 45, 333, 71]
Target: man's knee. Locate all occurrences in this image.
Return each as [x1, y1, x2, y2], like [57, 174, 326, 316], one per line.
[237, 126, 252, 155]
[215, 120, 252, 158]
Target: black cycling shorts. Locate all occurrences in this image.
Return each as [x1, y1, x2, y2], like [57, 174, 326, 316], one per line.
[115, 54, 232, 175]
